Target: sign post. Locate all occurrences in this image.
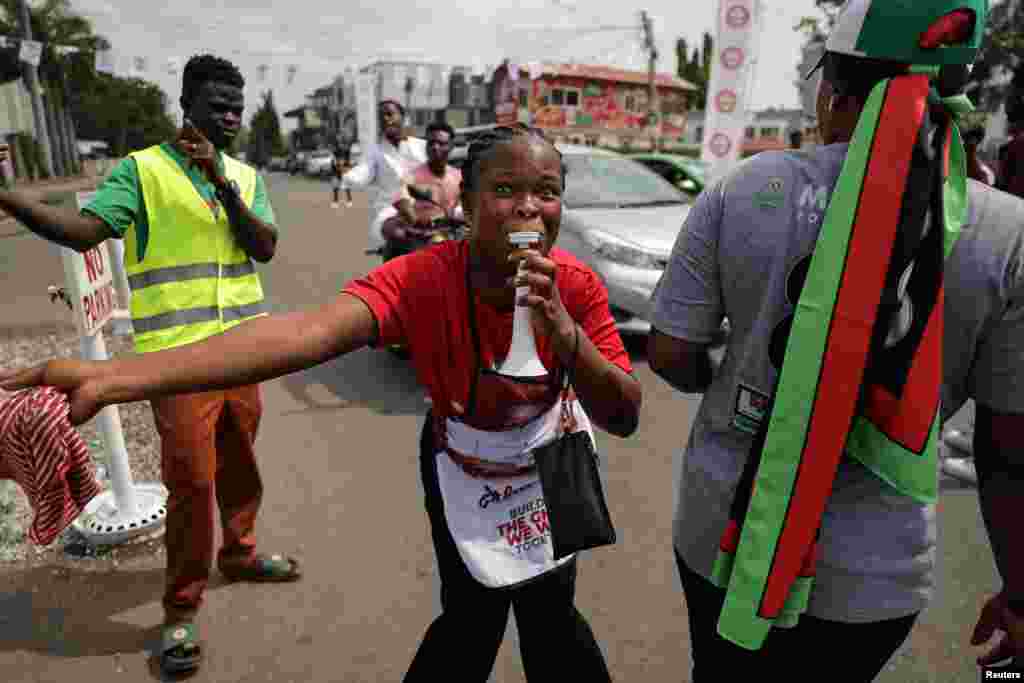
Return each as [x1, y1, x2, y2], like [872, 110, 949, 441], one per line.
[53, 191, 167, 546]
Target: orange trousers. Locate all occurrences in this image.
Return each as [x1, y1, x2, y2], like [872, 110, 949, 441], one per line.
[151, 384, 263, 622]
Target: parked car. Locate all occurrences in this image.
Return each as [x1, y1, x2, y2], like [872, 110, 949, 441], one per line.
[267, 156, 289, 172]
[287, 151, 308, 175]
[305, 149, 335, 177]
[629, 153, 707, 198]
[554, 144, 692, 335]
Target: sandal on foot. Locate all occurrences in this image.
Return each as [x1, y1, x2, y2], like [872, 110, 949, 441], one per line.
[161, 622, 202, 675]
[220, 554, 302, 583]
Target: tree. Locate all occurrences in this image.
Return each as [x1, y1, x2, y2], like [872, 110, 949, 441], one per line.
[247, 90, 286, 168]
[964, 0, 1024, 116]
[0, 0, 111, 173]
[677, 32, 713, 111]
[70, 74, 176, 156]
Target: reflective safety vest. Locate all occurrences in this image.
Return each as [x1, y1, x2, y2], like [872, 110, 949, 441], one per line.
[124, 145, 267, 353]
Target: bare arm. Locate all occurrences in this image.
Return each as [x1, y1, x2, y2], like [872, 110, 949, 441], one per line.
[647, 328, 714, 394]
[973, 405, 1024, 605]
[341, 157, 376, 191]
[550, 321, 642, 438]
[103, 293, 377, 404]
[216, 181, 278, 263]
[0, 189, 113, 252]
[0, 294, 380, 425]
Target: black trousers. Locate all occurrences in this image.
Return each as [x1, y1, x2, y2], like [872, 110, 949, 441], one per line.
[405, 415, 611, 682]
[675, 549, 918, 682]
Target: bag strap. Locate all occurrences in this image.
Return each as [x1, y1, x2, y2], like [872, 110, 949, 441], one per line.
[560, 323, 580, 432]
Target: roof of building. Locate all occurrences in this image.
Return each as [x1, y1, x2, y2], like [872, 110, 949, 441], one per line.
[753, 107, 804, 123]
[687, 108, 804, 125]
[527, 63, 697, 91]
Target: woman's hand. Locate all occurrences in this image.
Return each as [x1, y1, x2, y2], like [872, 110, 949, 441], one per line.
[510, 249, 576, 351]
[0, 359, 110, 425]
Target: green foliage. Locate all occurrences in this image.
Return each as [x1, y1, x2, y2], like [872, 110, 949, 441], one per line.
[676, 32, 712, 111]
[966, 0, 1024, 115]
[247, 91, 286, 167]
[0, 0, 110, 102]
[71, 74, 176, 156]
[0, 0, 110, 175]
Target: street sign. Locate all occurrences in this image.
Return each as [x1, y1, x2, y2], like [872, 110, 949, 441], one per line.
[57, 192, 117, 337]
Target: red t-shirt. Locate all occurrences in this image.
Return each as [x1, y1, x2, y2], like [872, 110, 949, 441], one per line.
[343, 241, 633, 417]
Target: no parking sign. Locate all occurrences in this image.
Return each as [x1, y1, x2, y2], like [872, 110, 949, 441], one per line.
[56, 191, 117, 337]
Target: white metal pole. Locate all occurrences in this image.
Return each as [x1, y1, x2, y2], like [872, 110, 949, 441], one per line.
[79, 330, 138, 518]
[105, 238, 131, 309]
[104, 238, 134, 336]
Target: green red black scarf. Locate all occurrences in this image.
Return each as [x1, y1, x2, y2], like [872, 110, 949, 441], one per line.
[712, 70, 971, 649]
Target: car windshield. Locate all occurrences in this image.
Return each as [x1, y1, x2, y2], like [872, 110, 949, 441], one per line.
[562, 155, 688, 209]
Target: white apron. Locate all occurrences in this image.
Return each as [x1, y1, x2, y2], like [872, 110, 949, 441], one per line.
[434, 398, 593, 588]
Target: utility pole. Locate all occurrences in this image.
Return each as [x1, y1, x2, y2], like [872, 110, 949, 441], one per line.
[18, 0, 54, 178]
[641, 10, 661, 151]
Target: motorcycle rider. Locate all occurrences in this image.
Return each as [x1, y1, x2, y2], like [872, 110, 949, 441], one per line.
[340, 100, 427, 250]
[383, 121, 463, 259]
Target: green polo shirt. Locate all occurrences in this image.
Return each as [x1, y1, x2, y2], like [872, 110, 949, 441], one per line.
[82, 143, 275, 262]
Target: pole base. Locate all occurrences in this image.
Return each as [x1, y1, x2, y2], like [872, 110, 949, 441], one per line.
[71, 483, 168, 546]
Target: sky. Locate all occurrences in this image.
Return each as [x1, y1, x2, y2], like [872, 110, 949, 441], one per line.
[67, 0, 819, 132]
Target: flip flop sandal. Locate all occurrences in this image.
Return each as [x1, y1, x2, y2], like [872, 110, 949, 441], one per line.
[221, 554, 302, 583]
[161, 622, 202, 675]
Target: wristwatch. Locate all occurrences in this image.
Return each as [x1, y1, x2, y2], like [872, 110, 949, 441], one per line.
[215, 179, 240, 203]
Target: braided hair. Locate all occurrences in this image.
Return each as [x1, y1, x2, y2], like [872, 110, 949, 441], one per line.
[181, 54, 245, 107]
[461, 123, 566, 196]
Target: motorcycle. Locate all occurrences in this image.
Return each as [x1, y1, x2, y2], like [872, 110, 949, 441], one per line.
[364, 185, 467, 262]
[364, 185, 467, 358]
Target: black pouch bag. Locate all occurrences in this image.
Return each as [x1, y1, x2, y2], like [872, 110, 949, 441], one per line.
[533, 330, 617, 560]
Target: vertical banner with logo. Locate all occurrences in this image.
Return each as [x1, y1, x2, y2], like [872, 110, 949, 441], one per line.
[356, 70, 380, 154]
[701, 0, 759, 184]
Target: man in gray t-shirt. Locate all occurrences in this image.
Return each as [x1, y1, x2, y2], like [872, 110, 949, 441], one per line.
[649, 50, 1024, 683]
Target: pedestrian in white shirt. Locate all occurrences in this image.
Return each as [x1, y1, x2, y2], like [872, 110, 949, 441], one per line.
[341, 100, 427, 250]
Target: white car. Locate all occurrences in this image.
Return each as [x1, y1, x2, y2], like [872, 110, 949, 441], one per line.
[554, 145, 692, 335]
[304, 149, 335, 177]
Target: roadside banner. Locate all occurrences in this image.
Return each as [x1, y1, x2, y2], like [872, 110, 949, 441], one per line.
[701, 0, 760, 184]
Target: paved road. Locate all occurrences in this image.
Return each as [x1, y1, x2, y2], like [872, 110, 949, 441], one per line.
[0, 173, 1001, 682]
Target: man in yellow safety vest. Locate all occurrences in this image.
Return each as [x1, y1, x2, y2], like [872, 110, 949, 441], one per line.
[0, 53, 295, 676]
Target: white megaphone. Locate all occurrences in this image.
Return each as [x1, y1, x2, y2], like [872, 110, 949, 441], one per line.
[496, 231, 549, 378]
